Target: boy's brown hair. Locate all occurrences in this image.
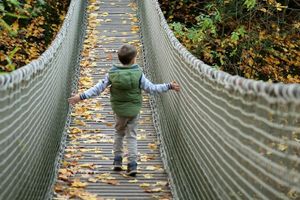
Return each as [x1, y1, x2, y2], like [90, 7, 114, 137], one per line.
[118, 44, 137, 65]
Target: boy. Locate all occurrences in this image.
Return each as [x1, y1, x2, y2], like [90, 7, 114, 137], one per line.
[68, 44, 180, 176]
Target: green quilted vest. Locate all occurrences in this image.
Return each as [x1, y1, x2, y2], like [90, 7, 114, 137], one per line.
[108, 64, 142, 117]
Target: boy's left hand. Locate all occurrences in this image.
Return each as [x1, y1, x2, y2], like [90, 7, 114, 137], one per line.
[68, 94, 81, 105]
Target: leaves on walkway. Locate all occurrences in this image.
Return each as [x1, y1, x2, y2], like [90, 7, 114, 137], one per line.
[145, 187, 163, 193]
[148, 143, 158, 150]
[54, 0, 172, 199]
[71, 179, 88, 188]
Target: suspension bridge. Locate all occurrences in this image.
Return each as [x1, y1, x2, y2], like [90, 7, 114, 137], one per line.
[0, 0, 300, 199]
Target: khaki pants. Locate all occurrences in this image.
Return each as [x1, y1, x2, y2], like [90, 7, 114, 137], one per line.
[114, 114, 139, 162]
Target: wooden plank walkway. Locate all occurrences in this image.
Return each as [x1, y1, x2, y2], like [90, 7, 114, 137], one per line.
[53, 0, 172, 199]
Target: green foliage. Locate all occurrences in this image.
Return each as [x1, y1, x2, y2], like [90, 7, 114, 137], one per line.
[0, 0, 44, 36]
[4, 46, 20, 71]
[170, 22, 186, 37]
[244, 0, 256, 10]
[158, 0, 202, 26]
[163, 0, 300, 83]
[0, 0, 70, 73]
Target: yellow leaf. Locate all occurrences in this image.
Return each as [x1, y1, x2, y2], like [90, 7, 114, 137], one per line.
[54, 184, 64, 192]
[58, 174, 68, 181]
[128, 179, 138, 183]
[12, 21, 19, 32]
[146, 166, 156, 170]
[59, 168, 68, 174]
[95, 102, 102, 110]
[105, 122, 113, 127]
[71, 180, 87, 188]
[96, 173, 111, 180]
[145, 187, 162, 193]
[148, 143, 157, 150]
[139, 183, 150, 188]
[141, 154, 156, 162]
[137, 134, 146, 140]
[96, 113, 103, 119]
[143, 174, 153, 179]
[70, 127, 82, 134]
[88, 178, 98, 183]
[74, 120, 86, 126]
[131, 17, 138, 23]
[287, 188, 298, 199]
[259, 8, 267, 13]
[292, 130, 300, 143]
[102, 180, 119, 185]
[278, 143, 288, 151]
[79, 163, 95, 169]
[131, 25, 139, 32]
[155, 181, 168, 186]
[59, 14, 65, 21]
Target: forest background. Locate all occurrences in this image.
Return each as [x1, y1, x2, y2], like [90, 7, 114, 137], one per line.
[158, 0, 300, 83]
[1, 0, 299, 84]
[0, 0, 70, 73]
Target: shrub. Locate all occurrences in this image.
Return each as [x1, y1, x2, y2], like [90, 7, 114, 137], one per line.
[160, 0, 300, 83]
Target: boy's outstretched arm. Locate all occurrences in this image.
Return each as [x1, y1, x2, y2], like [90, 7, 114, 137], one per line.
[68, 74, 110, 105]
[140, 74, 180, 93]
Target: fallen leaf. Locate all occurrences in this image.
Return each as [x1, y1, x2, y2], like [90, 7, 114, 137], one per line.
[131, 25, 139, 32]
[70, 127, 83, 134]
[71, 180, 88, 188]
[139, 183, 150, 188]
[102, 180, 119, 185]
[74, 120, 86, 126]
[96, 173, 111, 180]
[54, 184, 64, 192]
[148, 143, 157, 150]
[88, 178, 98, 183]
[131, 17, 138, 23]
[144, 174, 153, 179]
[278, 143, 288, 152]
[155, 181, 168, 186]
[79, 163, 95, 169]
[95, 102, 103, 110]
[105, 122, 113, 127]
[146, 166, 156, 170]
[58, 174, 69, 182]
[145, 187, 162, 193]
[128, 179, 138, 183]
[101, 12, 109, 17]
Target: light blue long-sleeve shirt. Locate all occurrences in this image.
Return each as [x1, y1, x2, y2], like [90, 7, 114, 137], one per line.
[80, 73, 171, 100]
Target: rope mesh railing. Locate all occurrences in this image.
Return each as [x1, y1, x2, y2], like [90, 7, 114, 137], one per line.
[0, 0, 86, 199]
[138, 0, 300, 199]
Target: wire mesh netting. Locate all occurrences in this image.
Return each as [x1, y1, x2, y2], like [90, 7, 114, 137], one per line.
[0, 0, 86, 199]
[138, 0, 300, 199]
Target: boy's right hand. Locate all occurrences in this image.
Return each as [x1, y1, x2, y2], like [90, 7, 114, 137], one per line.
[170, 81, 180, 92]
[68, 94, 81, 105]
